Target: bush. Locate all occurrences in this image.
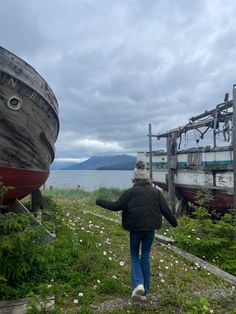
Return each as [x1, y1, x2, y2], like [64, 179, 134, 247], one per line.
[167, 206, 236, 275]
[0, 212, 53, 298]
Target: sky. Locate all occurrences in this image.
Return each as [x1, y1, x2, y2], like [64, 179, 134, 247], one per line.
[1, 0, 236, 164]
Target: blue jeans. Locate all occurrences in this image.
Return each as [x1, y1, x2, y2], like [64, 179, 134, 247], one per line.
[130, 230, 155, 294]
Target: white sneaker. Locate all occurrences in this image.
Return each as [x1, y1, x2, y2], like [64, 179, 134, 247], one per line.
[131, 284, 145, 300]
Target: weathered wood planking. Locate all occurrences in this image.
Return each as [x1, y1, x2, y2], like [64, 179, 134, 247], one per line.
[0, 46, 59, 202]
[0, 46, 59, 170]
[0, 47, 58, 113]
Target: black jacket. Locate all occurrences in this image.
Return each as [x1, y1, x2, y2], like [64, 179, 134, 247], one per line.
[96, 181, 177, 231]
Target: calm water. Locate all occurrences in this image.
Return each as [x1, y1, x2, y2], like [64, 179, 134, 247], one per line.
[45, 170, 133, 191]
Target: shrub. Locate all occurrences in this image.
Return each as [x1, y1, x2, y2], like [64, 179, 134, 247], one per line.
[167, 206, 236, 275]
[0, 212, 53, 298]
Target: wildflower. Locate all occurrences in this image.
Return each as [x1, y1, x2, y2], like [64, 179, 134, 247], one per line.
[73, 299, 79, 304]
[103, 251, 107, 256]
[108, 257, 112, 261]
[196, 237, 200, 241]
[165, 266, 169, 270]
[160, 259, 164, 263]
[112, 275, 117, 279]
[160, 279, 165, 283]
[175, 260, 179, 264]
[78, 292, 83, 297]
[209, 310, 214, 313]
[119, 261, 124, 266]
[192, 228, 196, 231]
[187, 235, 191, 238]
[97, 280, 101, 284]
[47, 284, 52, 288]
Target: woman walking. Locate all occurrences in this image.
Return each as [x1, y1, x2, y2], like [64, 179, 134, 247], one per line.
[96, 161, 177, 301]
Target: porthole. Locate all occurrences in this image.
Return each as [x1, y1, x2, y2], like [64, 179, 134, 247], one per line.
[7, 96, 22, 111]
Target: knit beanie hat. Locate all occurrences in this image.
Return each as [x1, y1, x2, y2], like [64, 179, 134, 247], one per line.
[133, 160, 149, 180]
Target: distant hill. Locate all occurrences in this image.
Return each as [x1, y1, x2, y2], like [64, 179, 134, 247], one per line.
[50, 161, 76, 170]
[64, 154, 137, 170]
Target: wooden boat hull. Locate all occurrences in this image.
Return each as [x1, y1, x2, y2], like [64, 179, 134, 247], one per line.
[137, 147, 234, 211]
[0, 167, 49, 202]
[154, 181, 233, 211]
[0, 47, 59, 203]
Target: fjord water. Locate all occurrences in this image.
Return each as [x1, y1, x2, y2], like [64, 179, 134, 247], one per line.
[46, 170, 133, 191]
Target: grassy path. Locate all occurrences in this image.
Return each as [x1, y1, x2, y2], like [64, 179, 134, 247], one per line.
[43, 189, 236, 313]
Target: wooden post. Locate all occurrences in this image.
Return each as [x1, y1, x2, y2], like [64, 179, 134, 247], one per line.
[233, 85, 236, 237]
[148, 123, 153, 180]
[167, 132, 177, 215]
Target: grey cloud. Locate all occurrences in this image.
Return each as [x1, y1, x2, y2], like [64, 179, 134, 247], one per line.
[0, 0, 47, 56]
[1, 0, 236, 161]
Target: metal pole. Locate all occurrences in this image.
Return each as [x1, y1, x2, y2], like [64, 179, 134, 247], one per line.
[148, 123, 153, 180]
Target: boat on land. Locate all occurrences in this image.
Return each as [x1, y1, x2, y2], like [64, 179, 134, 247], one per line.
[138, 145, 233, 210]
[138, 97, 234, 211]
[0, 46, 59, 204]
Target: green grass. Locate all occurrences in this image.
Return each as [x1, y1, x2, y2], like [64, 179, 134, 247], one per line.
[0, 188, 235, 313]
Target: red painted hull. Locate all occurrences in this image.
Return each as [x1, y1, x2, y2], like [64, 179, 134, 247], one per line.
[154, 182, 233, 211]
[0, 166, 49, 203]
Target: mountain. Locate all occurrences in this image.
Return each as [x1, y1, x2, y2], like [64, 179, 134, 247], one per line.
[64, 154, 137, 170]
[50, 161, 76, 170]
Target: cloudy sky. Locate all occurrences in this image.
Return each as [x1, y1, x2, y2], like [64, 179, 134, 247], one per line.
[1, 0, 236, 163]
